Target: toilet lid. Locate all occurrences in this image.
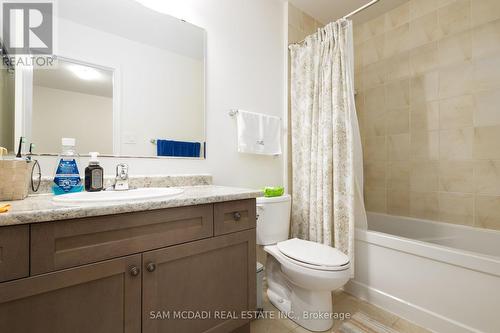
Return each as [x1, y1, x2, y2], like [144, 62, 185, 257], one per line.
[277, 238, 349, 268]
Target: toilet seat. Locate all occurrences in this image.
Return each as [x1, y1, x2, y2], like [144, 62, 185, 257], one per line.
[276, 238, 350, 271]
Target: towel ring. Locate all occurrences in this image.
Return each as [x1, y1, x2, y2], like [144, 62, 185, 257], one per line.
[31, 160, 41, 192]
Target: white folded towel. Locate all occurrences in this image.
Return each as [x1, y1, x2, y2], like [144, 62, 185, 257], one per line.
[236, 110, 282, 155]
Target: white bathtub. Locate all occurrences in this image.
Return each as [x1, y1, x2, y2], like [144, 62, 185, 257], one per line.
[345, 212, 500, 333]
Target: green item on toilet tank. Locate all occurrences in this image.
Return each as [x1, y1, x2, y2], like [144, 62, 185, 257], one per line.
[263, 186, 284, 197]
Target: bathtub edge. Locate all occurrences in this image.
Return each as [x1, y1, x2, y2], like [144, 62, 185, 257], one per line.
[355, 228, 500, 277]
[344, 280, 482, 333]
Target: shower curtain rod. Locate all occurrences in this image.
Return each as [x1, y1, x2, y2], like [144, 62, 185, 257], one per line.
[343, 0, 380, 20]
[289, 0, 380, 47]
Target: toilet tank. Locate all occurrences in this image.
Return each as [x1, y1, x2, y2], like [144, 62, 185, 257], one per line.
[256, 194, 291, 245]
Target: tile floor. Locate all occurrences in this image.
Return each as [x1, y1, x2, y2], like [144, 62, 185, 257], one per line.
[250, 288, 432, 333]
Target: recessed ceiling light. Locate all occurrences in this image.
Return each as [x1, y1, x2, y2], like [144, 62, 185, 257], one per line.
[68, 64, 101, 81]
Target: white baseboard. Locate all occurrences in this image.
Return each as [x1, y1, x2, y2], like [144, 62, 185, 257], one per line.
[344, 280, 481, 333]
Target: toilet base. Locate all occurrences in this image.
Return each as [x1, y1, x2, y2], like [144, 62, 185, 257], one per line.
[267, 287, 334, 332]
[267, 288, 292, 314]
[264, 245, 350, 332]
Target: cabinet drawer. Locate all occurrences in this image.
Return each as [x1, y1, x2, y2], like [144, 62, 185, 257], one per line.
[0, 225, 29, 282]
[31, 204, 213, 275]
[214, 199, 256, 236]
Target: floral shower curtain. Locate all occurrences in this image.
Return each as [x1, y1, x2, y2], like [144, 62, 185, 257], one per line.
[289, 19, 366, 270]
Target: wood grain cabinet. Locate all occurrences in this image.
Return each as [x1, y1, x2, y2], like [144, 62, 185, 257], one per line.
[0, 199, 256, 333]
[31, 204, 214, 275]
[0, 255, 142, 333]
[214, 200, 256, 236]
[0, 225, 29, 283]
[142, 229, 256, 333]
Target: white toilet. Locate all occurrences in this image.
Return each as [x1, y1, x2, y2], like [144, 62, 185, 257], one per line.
[256, 195, 351, 332]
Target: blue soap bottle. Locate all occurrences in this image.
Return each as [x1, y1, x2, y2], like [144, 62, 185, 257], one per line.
[52, 138, 84, 195]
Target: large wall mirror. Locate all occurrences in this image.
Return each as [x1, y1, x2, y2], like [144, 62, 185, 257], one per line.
[1, 0, 206, 158]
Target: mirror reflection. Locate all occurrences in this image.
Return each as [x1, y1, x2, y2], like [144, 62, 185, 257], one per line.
[32, 60, 114, 154]
[4, 0, 206, 158]
[0, 55, 14, 152]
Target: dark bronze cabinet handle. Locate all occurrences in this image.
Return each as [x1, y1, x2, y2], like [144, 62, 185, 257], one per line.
[233, 212, 242, 221]
[146, 262, 156, 272]
[130, 266, 140, 277]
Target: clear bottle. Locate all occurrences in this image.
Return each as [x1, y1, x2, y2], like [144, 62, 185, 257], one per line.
[52, 138, 84, 195]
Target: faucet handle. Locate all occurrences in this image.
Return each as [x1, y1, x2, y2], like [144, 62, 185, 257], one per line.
[116, 163, 129, 179]
[114, 163, 130, 191]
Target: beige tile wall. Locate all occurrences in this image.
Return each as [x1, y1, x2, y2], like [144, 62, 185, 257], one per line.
[354, 0, 500, 230]
[288, 3, 323, 44]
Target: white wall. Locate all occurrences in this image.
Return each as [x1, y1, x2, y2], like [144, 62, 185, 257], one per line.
[37, 0, 286, 189]
[117, 43, 204, 156]
[32, 86, 113, 154]
[51, 18, 205, 157]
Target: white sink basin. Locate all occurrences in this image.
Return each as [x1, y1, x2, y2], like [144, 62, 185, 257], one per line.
[52, 187, 184, 204]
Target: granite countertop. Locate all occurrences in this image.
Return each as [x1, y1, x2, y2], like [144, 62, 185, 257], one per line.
[0, 185, 262, 226]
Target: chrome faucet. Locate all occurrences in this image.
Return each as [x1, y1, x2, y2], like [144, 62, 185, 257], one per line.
[114, 163, 129, 191]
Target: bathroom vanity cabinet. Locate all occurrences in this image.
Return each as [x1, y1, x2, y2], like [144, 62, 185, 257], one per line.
[0, 199, 256, 333]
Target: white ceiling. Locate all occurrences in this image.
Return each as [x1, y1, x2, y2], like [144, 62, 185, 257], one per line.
[287, 0, 408, 24]
[34, 60, 113, 97]
[57, 0, 205, 60]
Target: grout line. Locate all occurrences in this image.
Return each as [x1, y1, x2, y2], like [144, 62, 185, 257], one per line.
[357, 0, 500, 226]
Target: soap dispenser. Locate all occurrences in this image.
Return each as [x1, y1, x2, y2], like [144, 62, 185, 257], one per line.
[85, 152, 104, 192]
[52, 138, 84, 195]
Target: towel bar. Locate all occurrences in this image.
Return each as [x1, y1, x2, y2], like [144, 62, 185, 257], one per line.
[229, 109, 282, 120]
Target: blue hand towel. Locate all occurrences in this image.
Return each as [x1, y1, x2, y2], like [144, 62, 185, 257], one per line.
[157, 140, 201, 158]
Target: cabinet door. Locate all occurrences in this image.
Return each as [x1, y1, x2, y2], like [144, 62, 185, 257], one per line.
[0, 225, 29, 282]
[0, 254, 142, 333]
[143, 229, 256, 333]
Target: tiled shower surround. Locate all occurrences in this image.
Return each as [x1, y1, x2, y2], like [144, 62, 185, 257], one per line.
[354, 0, 500, 230]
